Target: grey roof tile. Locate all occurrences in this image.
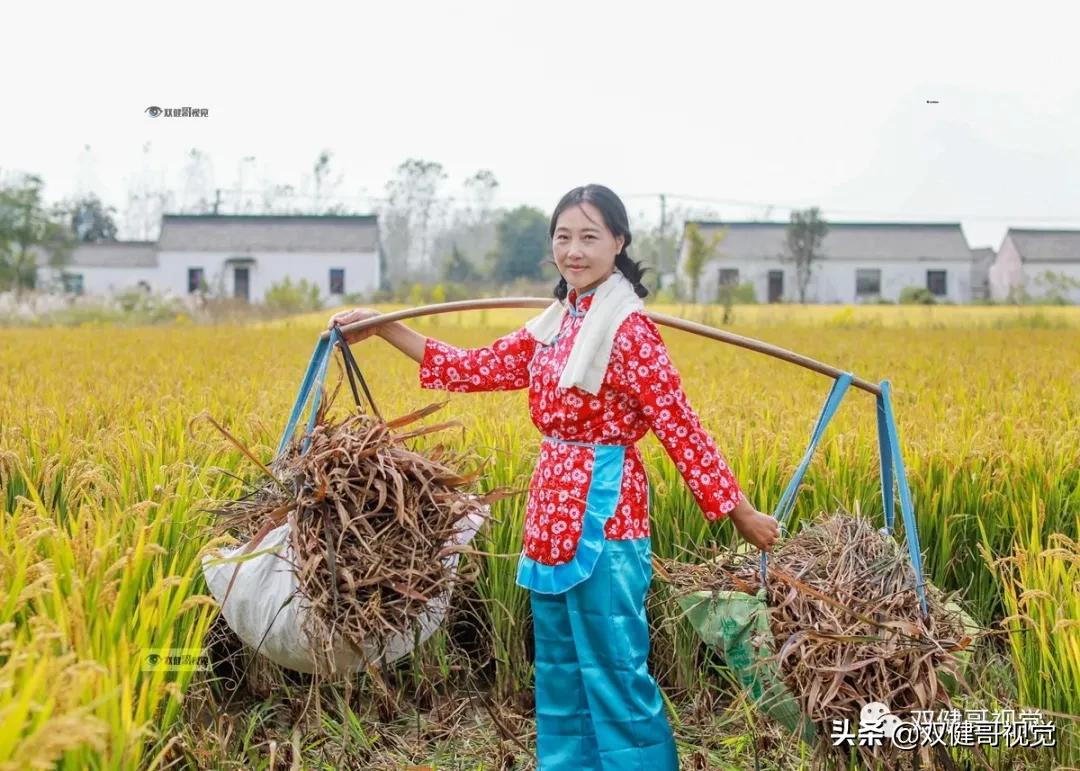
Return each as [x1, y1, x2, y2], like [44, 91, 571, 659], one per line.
[685, 221, 972, 261]
[158, 214, 379, 252]
[1007, 228, 1080, 263]
[35, 241, 158, 268]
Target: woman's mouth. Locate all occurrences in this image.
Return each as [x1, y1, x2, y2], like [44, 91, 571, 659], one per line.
[567, 266, 586, 273]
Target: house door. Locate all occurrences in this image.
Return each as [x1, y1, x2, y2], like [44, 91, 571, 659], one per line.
[768, 270, 784, 302]
[234, 267, 250, 302]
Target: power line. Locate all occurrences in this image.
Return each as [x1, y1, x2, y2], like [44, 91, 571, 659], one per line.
[129, 185, 1080, 227]
[624, 191, 1080, 223]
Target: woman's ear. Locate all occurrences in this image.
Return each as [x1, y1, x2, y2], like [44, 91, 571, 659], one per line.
[615, 235, 625, 255]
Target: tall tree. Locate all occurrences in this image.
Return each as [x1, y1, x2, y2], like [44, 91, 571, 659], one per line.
[380, 158, 448, 282]
[311, 149, 346, 214]
[67, 194, 118, 242]
[233, 155, 257, 213]
[0, 174, 73, 295]
[441, 242, 478, 283]
[682, 222, 726, 306]
[180, 148, 215, 214]
[74, 144, 100, 200]
[461, 169, 499, 228]
[260, 183, 297, 215]
[431, 169, 500, 281]
[492, 206, 548, 282]
[783, 207, 828, 303]
[122, 142, 172, 240]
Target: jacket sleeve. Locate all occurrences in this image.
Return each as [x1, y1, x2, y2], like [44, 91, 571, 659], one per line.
[418, 326, 538, 393]
[608, 313, 744, 521]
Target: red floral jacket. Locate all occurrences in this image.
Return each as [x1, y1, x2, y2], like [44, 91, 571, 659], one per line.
[418, 286, 743, 591]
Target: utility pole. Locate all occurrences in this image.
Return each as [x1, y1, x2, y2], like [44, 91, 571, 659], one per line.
[212, 188, 222, 215]
[659, 193, 668, 270]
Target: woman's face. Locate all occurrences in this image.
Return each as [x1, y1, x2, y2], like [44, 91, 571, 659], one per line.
[552, 202, 625, 294]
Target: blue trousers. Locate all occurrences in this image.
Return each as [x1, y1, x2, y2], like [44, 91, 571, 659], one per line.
[529, 538, 678, 771]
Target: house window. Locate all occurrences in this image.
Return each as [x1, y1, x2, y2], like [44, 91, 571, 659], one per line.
[188, 267, 205, 294]
[329, 268, 345, 295]
[767, 270, 784, 303]
[62, 273, 84, 295]
[855, 268, 881, 297]
[718, 268, 739, 286]
[927, 270, 947, 297]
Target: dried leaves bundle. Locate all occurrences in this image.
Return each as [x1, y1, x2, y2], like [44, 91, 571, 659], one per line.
[665, 511, 976, 764]
[203, 373, 507, 673]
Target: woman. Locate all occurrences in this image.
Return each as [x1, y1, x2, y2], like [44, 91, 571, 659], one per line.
[329, 184, 779, 770]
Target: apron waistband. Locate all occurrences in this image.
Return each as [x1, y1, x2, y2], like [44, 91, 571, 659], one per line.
[542, 434, 632, 449]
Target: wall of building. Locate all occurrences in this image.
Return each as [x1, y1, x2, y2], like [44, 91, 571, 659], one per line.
[688, 258, 974, 304]
[989, 237, 1023, 302]
[37, 266, 161, 295]
[155, 250, 380, 302]
[1019, 262, 1080, 303]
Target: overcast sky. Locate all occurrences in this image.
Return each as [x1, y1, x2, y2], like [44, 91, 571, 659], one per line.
[3, 0, 1079, 250]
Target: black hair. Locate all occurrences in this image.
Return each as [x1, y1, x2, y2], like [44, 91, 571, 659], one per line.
[547, 184, 651, 301]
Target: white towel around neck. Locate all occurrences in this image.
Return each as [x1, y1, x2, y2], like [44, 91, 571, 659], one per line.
[523, 268, 644, 395]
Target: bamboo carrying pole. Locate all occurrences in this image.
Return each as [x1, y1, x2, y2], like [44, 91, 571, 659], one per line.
[319, 296, 883, 397]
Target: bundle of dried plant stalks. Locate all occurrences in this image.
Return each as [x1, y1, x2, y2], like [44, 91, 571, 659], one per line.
[663, 511, 976, 762]
[200, 374, 510, 672]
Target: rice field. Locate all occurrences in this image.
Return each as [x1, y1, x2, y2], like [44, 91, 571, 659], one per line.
[1, 303, 1078, 770]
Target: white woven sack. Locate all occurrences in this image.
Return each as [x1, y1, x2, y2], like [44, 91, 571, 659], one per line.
[202, 503, 488, 674]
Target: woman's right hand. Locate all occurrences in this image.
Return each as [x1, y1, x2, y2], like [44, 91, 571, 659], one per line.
[327, 307, 383, 346]
[728, 494, 780, 552]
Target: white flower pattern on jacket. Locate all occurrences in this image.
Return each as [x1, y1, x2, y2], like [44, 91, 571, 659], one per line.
[418, 287, 742, 566]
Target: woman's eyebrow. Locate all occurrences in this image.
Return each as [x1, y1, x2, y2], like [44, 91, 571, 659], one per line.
[555, 226, 602, 234]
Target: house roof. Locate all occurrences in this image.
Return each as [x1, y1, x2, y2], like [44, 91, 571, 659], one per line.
[971, 247, 996, 267]
[682, 221, 972, 262]
[1006, 228, 1080, 263]
[35, 241, 158, 268]
[158, 214, 380, 252]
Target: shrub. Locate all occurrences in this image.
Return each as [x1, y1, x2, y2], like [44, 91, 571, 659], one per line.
[264, 277, 323, 314]
[731, 281, 757, 304]
[899, 286, 937, 305]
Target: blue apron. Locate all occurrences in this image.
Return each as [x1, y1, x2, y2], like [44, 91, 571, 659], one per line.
[518, 437, 678, 770]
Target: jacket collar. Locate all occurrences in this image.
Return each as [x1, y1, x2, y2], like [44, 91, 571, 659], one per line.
[566, 286, 597, 317]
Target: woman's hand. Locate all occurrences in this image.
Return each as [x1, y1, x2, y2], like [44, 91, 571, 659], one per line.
[728, 495, 781, 552]
[327, 307, 382, 346]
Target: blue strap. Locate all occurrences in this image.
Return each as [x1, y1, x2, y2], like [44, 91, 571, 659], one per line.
[759, 373, 852, 585]
[276, 336, 333, 459]
[756, 373, 929, 618]
[876, 387, 895, 534]
[301, 342, 333, 455]
[877, 380, 929, 616]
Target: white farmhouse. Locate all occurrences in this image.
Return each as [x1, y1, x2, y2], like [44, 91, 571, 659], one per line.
[988, 228, 1080, 303]
[158, 214, 381, 302]
[677, 221, 975, 304]
[36, 214, 382, 304]
[36, 241, 158, 295]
